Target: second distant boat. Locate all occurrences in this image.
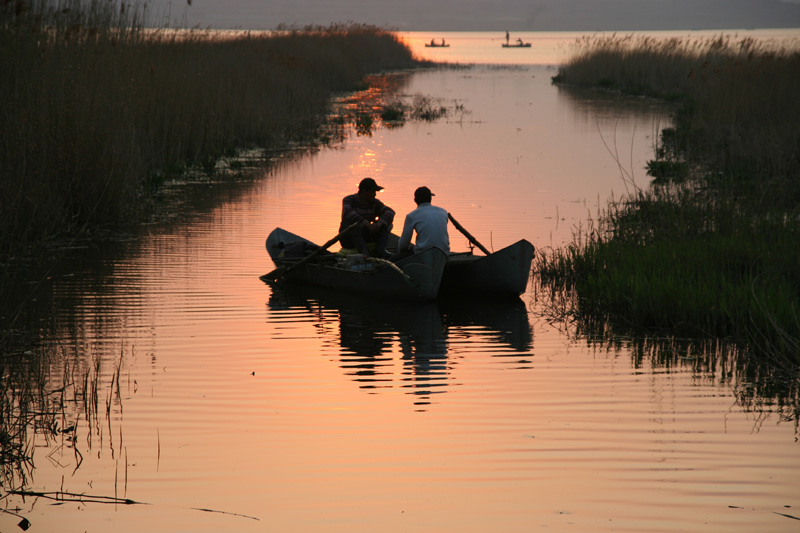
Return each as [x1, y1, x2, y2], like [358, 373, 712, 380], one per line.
[502, 40, 531, 48]
[425, 38, 450, 47]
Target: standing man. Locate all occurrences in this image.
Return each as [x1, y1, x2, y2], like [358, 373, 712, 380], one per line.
[395, 186, 450, 260]
[339, 177, 395, 258]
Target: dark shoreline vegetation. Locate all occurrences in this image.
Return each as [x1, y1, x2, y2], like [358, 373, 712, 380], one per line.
[545, 35, 800, 385]
[1, 1, 445, 493]
[0, 1, 427, 269]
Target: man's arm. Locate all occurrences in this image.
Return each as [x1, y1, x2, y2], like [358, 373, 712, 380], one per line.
[397, 214, 415, 251]
[341, 194, 369, 227]
[374, 200, 395, 227]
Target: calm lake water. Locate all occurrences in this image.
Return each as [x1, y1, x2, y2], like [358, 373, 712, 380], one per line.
[3, 30, 799, 533]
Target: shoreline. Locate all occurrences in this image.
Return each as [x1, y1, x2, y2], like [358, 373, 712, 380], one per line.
[544, 34, 800, 376]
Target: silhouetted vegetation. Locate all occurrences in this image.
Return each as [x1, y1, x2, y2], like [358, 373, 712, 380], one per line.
[0, 2, 421, 266]
[545, 34, 800, 379]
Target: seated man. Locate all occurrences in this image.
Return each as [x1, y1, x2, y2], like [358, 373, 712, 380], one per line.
[395, 186, 450, 260]
[339, 177, 395, 258]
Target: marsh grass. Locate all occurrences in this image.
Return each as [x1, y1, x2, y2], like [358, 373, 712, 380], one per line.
[0, 2, 420, 263]
[546, 34, 800, 377]
[327, 72, 463, 139]
[554, 33, 800, 183]
[1, 337, 127, 508]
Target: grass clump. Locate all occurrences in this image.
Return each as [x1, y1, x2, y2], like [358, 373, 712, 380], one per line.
[546, 34, 800, 377]
[0, 2, 420, 263]
[554, 33, 800, 183]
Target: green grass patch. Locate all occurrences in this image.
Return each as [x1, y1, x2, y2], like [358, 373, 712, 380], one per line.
[546, 33, 800, 377]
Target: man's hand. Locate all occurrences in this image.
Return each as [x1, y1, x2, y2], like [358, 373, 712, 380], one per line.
[366, 220, 384, 234]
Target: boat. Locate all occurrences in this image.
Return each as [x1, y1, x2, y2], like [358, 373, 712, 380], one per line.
[436, 214, 534, 298]
[263, 228, 447, 301]
[502, 42, 531, 48]
[382, 232, 535, 298]
[425, 40, 450, 48]
[263, 222, 534, 301]
[439, 239, 535, 298]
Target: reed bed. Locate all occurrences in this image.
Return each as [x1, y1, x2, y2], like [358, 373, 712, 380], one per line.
[1, 338, 129, 528]
[0, 1, 421, 261]
[554, 33, 800, 182]
[545, 34, 800, 377]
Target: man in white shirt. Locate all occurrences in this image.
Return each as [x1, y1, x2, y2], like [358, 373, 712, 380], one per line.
[395, 186, 450, 260]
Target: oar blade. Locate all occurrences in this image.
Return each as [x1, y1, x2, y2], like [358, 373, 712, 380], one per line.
[259, 266, 285, 283]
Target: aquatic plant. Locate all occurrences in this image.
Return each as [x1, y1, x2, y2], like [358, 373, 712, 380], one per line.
[380, 103, 406, 122]
[554, 33, 800, 183]
[355, 111, 375, 135]
[0, 2, 420, 265]
[544, 33, 800, 378]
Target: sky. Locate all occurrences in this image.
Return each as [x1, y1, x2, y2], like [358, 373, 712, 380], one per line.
[147, 0, 800, 31]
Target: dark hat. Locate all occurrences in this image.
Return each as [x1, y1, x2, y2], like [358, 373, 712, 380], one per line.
[414, 186, 434, 202]
[358, 177, 384, 192]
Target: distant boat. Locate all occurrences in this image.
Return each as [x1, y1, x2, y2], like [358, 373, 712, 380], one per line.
[425, 39, 450, 48]
[502, 41, 531, 48]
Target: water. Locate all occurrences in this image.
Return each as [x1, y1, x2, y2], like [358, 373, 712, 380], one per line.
[3, 31, 799, 533]
[401, 29, 800, 66]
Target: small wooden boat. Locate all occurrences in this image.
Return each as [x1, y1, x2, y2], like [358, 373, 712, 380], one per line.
[263, 228, 447, 301]
[502, 42, 531, 48]
[425, 41, 450, 48]
[440, 240, 535, 298]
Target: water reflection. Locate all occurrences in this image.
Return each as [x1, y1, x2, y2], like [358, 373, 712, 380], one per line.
[534, 279, 800, 438]
[555, 82, 672, 153]
[3, 57, 799, 531]
[267, 285, 532, 407]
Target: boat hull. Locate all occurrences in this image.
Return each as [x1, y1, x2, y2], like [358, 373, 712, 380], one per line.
[265, 228, 446, 301]
[440, 240, 534, 298]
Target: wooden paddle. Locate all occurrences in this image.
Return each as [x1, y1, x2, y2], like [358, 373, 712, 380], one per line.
[261, 222, 359, 282]
[448, 213, 491, 255]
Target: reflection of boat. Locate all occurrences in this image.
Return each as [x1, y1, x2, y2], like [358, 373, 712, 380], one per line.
[502, 41, 531, 48]
[440, 240, 535, 298]
[265, 228, 447, 301]
[267, 283, 533, 358]
[266, 278, 532, 406]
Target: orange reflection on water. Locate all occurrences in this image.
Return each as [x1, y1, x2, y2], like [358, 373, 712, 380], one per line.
[12, 54, 800, 533]
[350, 147, 386, 178]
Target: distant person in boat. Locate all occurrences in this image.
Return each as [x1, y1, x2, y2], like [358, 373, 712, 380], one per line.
[431, 38, 435, 45]
[506, 31, 510, 44]
[517, 38, 524, 45]
[339, 177, 395, 259]
[393, 186, 450, 261]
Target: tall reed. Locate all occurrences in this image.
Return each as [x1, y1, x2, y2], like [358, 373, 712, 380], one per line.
[0, 2, 420, 261]
[546, 34, 800, 376]
[554, 34, 800, 184]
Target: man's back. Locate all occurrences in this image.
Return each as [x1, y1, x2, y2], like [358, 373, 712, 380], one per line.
[398, 202, 450, 254]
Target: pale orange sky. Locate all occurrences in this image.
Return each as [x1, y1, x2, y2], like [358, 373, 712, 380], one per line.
[148, 0, 800, 31]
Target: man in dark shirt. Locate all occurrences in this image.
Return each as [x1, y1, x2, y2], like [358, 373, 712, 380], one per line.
[339, 177, 395, 258]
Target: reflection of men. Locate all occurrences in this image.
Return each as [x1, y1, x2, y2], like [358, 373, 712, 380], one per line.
[339, 177, 395, 258]
[395, 186, 449, 260]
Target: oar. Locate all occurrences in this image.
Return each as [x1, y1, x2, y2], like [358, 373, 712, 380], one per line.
[367, 257, 417, 287]
[447, 213, 491, 255]
[260, 222, 359, 282]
